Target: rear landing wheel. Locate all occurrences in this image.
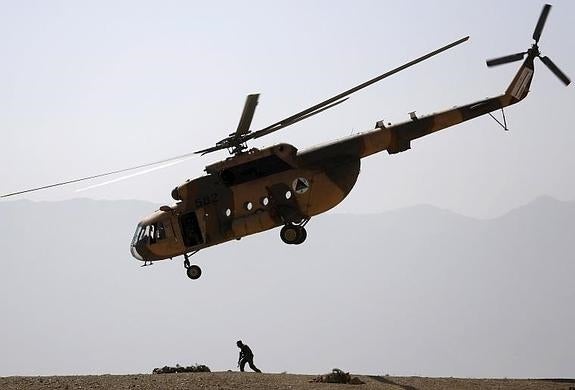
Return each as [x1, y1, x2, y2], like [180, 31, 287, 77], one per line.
[186, 265, 202, 280]
[280, 225, 299, 244]
[280, 225, 307, 245]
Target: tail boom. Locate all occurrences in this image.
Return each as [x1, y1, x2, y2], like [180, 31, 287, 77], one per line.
[298, 55, 537, 165]
[357, 54, 536, 158]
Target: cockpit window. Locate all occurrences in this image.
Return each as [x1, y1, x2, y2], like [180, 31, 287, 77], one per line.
[132, 224, 144, 246]
[132, 221, 167, 246]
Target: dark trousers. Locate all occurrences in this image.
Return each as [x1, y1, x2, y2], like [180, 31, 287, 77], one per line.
[239, 356, 261, 372]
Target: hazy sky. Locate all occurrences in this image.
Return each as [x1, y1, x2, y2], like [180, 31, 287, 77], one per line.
[1, 198, 573, 377]
[1, 0, 574, 218]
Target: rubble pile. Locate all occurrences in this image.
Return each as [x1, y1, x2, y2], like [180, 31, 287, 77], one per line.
[310, 368, 365, 385]
[152, 364, 210, 374]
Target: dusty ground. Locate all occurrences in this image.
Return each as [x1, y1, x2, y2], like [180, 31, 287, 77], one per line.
[1, 372, 574, 390]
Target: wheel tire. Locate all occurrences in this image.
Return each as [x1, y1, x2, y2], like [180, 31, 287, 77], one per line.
[280, 225, 299, 244]
[186, 265, 202, 280]
[294, 226, 307, 245]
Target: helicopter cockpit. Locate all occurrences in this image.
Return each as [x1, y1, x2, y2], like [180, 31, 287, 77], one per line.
[130, 220, 168, 261]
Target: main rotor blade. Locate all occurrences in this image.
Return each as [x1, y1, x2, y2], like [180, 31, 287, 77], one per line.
[248, 98, 349, 140]
[540, 56, 571, 86]
[0, 151, 198, 198]
[250, 36, 469, 139]
[234, 94, 259, 137]
[195, 98, 350, 154]
[486, 52, 526, 67]
[533, 4, 552, 43]
[75, 156, 195, 192]
[195, 144, 226, 156]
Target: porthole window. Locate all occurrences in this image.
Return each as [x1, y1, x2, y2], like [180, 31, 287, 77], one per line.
[244, 201, 253, 211]
[225, 208, 232, 217]
[285, 191, 292, 199]
[260, 196, 269, 207]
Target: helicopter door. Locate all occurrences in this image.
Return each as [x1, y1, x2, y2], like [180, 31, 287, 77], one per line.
[180, 211, 204, 247]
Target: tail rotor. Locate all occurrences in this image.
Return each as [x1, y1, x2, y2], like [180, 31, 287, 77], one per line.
[486, 52, 527, 67]
[532, 3, 551, 43]
[539, 56, 571, 86]
[486, 4, 570, 86]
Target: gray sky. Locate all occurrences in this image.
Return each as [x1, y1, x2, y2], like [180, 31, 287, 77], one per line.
[2, 0, 574, 218]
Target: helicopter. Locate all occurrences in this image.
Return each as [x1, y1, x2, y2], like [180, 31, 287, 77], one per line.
[1, 4, 570, 280]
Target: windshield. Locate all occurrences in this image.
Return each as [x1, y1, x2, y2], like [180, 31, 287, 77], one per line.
[131, 222, 167, 247]
[131, 223, 145, 247]
[131, 220, 169, 261]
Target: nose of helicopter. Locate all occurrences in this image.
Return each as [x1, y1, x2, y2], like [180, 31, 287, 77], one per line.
[130, 223, 148, 262]
[130, 242, 144, 261]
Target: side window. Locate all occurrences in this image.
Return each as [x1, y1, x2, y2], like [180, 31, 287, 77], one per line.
[149, 224, 156, 244]
[157, 222, 166, 240]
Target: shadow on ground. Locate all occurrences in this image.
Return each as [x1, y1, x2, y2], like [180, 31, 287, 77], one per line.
[369, 376, 417, 390]
[536, 378, 575, 384]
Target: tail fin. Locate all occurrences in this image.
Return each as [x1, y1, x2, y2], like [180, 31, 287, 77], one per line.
[504, 55, 535, 103]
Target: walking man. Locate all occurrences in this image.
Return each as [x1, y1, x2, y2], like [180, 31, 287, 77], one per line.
[236, 340, 261, 372]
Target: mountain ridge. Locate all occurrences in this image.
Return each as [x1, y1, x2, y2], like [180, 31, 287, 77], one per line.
[2, 194, 572, 220]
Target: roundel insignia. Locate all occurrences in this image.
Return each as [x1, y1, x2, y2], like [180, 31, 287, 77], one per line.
[292, 177, 310, 194]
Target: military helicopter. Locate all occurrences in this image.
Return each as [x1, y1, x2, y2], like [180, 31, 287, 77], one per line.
[2, 4, 570, 280]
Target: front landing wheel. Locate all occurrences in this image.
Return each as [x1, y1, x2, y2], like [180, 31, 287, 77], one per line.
[186, 265, 202, 280]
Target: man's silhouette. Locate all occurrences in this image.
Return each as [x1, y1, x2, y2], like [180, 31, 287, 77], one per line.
[236, 340, 261, 372]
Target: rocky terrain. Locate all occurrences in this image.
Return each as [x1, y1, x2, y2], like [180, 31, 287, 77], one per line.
[1, 372, 573, 390]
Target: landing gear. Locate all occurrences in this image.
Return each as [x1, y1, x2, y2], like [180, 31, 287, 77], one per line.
[184, 252, 202, 280]
[280, 224, 307, 245]
[186, 265, 202, 280]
